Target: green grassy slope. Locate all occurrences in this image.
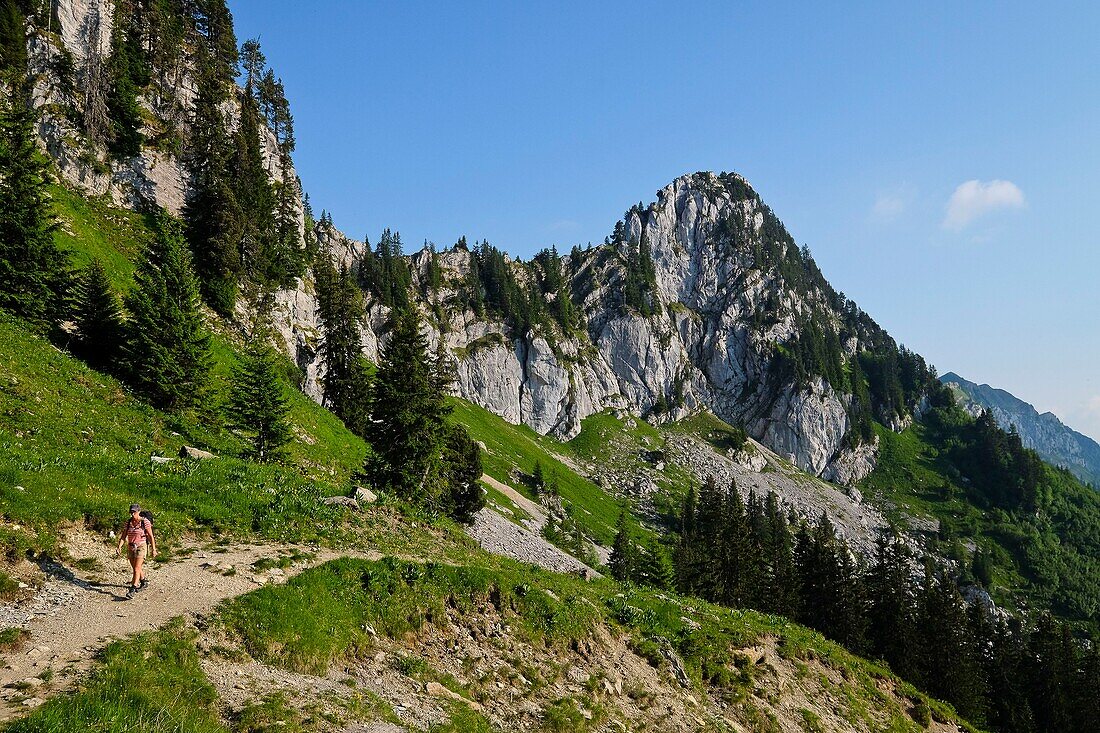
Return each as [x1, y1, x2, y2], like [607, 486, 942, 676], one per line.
[861, 422, 1100, 624]
[450, 399, 625, 545]
[0, 313, 359, 554]
[0, 185, 370, 555]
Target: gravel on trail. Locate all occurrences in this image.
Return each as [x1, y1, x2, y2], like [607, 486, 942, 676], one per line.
[0, 537, 355, 720]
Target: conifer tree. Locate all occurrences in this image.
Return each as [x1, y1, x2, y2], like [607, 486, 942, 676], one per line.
[674, 485, 702, 594]
[866, 533, 918, 680]
[0, 77, 68, 326]
[718, 483, 753, 607]
[105, 8, 146, 158]
[364, 307, 450, 504]
[184, 51, 243, 315]
[531, 459, 546, 495]
[316, 256, 370, 435]
[641, 537, 676, 590]
[693, 475, 726, 600]
[72, 258, 125, 368]
[439, 422, 484, 523]
[916, 566, 987, 724]
[759, 491, 797, 616]
[609, 510, 640, 583]
[122, 216, 211, 410]
[228, 323, 292, 461]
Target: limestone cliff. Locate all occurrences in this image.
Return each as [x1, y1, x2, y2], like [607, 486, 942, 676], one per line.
[284, 173, 929, 485]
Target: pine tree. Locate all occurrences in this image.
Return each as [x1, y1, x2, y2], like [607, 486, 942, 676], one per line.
[641, 537, 676, 590]
[121, 216, 211, 410]
[439, 422, 484, 523]
[72, 259, 125, 368]
[759, 491, 797, 616]
[609, 510, 639, 583]
[0, 77, 68, 326]
[364, 307, 450, 505]
[183, 51, 243, 315]
[228, 325, 292, 461]
[316, 256, 370, 435]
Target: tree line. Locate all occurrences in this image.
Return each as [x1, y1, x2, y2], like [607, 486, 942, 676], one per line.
[608, 479, 1100, 733]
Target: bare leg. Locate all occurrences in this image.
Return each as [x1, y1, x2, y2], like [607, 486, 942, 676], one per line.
[129, 555, 143, 588]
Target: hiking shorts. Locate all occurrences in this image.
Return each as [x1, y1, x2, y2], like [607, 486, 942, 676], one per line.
[128, 544, 147, 561]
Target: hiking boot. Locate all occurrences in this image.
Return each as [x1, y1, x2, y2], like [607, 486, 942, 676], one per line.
[126, 586, 137, 599]
[140, 578, 148, 589]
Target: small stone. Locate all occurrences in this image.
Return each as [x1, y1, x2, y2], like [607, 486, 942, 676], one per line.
[22, 697, 44, 708]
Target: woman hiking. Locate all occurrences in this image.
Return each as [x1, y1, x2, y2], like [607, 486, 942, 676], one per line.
[117, 503, 156, 599]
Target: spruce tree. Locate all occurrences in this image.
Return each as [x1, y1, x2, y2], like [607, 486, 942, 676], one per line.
[316, 257, 370, 434]
[916, 566, 987, 724]
[759, 491, 797, 617]
[693, 475, 726, 600]
[184, 52, 243, 315]
[0, 77, 68, 326]
[641, 537, 676, 590]
[121, 216, 211, 410]
[439, 422, 484, 523]
[674, 485, 701, 594]
[866, 533, 919, 680]
[717, 483, 752, 607]
[72, 258, 125, 368]
[609, 510, 639, 583]
[228, 326, 292, 461]
[364, 307, 450, 504]
[531, 459, 546, 495]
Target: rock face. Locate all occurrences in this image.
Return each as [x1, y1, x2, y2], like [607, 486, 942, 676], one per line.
[276, 174, 904, 484]
[30, 0, 301, 223]
[942, 372, 1100, 488]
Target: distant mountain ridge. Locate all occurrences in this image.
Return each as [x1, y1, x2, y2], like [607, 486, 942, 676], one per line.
[941, 372, 1100, 488]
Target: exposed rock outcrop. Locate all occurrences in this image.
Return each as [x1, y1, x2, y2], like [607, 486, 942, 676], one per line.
[276, 174, 902, 485]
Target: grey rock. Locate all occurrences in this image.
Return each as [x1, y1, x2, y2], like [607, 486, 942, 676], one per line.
[179, 446, 215, 460]
[353, 486, 378, 504]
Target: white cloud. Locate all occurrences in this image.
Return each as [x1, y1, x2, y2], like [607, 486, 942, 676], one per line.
[872, 193, 907, 220]
[943, 179, 1025, 230]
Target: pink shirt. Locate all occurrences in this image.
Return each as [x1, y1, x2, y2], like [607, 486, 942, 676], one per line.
[126, 518, 151, 547]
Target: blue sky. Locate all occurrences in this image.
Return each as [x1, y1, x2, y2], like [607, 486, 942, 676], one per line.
[230, 1, 1100, 441]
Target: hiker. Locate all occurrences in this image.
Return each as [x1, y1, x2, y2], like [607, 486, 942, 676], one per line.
[116, 503, 156, 598]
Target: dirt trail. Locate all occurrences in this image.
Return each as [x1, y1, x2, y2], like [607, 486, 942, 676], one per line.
[0, 533, 372, 719]
[480, 473, 546, 529]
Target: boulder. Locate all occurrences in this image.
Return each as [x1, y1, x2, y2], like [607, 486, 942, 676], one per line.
[179, 446, 215, 460]
[353, 486, 378, 504]
[322, 496, 360, 510]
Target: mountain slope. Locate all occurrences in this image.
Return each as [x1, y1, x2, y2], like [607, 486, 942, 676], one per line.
[281, 172, 934, 487]
[942, 372, 1100, 487]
